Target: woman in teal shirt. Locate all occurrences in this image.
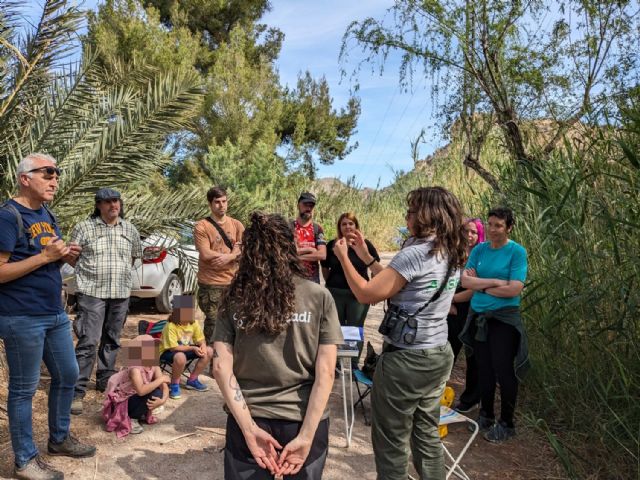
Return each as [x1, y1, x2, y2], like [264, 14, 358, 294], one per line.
[461, 207, 529, 443]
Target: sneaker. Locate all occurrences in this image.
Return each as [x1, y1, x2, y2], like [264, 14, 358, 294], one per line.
[14, 456, 63, 480]
[170, 383, 181, 399]
[470, 412, 495, 433]
[47, 434, 96, 458]
[484, 420, 517, 443]
[453, 401, 478, 414]
[70, 397, 83, 416]
[130, 419, 144, 434]
[185, 378, 209, 392]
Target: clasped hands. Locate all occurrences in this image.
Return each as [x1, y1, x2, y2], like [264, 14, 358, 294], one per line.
[245, 424, 312, 476]
[191, 345, 207, 357]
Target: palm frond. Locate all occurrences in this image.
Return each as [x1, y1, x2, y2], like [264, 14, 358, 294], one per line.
[21, 67, 202, 218]
[0, 0, 83, 125]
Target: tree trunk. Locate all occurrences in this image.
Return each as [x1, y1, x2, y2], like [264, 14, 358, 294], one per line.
[463, 153, 503, 194]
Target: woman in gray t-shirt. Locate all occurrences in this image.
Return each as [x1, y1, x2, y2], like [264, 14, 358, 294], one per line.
[333, 187, 468, 480]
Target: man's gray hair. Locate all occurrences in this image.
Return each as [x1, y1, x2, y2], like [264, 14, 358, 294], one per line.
[16, 153, 57, 182]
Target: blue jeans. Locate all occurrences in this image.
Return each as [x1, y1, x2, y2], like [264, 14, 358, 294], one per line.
[0, 312, 79, 467]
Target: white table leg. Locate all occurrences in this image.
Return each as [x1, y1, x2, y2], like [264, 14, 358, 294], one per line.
[339, 356, 355, 448]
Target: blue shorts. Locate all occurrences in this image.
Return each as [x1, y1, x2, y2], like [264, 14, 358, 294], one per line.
[160, 349, 199, 364]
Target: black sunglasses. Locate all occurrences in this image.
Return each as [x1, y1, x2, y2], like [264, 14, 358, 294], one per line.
[27, 166, 61, 177]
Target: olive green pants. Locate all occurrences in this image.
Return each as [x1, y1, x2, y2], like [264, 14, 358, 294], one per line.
[371, 343, 453, 480]
[327, 287, 370, 368]
[197, 283, 226, 344]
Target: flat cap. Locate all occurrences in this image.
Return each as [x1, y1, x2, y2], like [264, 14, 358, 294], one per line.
[95, 188, 121, 202]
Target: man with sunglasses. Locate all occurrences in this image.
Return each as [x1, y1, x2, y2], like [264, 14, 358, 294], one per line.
[68, 188, 142, 415]
[0, 153, 96, 480]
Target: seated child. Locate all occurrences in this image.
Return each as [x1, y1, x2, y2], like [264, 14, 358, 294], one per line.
[159, 294, 213, 399]
[103, 335, 170, 438]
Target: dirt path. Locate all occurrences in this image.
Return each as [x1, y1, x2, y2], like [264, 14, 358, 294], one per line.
[0, 253, 565, 479]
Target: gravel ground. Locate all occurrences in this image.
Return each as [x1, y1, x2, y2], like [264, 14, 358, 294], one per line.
[0, 252, 564, 479]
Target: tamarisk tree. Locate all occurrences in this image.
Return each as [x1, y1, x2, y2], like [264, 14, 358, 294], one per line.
[341, 0, 640, 191]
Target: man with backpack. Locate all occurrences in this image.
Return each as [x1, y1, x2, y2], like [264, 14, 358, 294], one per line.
[69, 188, 143, 415]
[0, 153, 96, 480]
[292, 192, 326, 283]
[194, 186, 244, 344]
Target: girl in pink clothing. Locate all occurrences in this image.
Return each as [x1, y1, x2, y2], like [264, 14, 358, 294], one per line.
[103, 335, 170, 438]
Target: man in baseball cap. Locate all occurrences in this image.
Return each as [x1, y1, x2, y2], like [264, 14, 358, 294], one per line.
[291, 192, 326, 283]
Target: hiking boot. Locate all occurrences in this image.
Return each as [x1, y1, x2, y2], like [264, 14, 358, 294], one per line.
[14, 456, 63, 480]
[453, 401, 478, 414]
[470, 412, 495, 433]
[130, 419, 144, 434]
[185, 378, 209, 392]
[70, 397, 83, 416]
[47, 434, 96, 458]
[484, 420, 517, 443]
[170, 384, 181, 399]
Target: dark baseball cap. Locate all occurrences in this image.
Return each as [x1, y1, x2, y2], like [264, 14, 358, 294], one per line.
[95, 188, 121, 202]
[298, 192, 316, 205]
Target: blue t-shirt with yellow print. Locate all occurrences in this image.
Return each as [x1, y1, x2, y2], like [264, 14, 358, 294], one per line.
[0, 199, 63, 315]
[466, 240, 528, 313]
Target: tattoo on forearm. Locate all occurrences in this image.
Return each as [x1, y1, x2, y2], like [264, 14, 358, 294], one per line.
[229, 374, 247, 409]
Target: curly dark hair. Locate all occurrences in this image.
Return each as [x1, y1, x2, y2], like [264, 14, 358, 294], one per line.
[406, 187, 468, 268]
[219, 212, 306, 335]
[488, 206, 515, 228]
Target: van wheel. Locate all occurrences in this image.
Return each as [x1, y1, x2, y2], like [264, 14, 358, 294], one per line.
[155, 273, 182, 313]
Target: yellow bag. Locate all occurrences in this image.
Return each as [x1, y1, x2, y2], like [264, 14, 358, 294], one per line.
[438, 386, 455, 438]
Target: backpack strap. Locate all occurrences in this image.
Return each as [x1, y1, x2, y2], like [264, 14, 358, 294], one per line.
[42, 203, 58, 229]
[411, 262, 456, 318]
[204, 217, 234, 250]
[0, 200, 35, 249]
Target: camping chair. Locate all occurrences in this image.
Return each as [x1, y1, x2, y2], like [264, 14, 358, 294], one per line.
[439, 406, 479, 480]
[353, 368, 373, 426]
[137, 319, 197, 379]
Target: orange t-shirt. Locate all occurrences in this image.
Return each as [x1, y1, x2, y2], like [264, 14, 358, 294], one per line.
[194, 217, 244, 286]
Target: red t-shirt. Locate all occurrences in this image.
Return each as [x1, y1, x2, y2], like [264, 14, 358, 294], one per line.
[293, 220, 326, 283]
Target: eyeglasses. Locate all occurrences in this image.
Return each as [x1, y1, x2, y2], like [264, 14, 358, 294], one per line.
[405, 209, 417, 217]
[26, 166, 61, 177]
[100, 198, 120, 204]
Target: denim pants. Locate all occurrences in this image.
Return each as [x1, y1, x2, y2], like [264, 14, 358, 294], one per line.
[0, 312, 79, 467]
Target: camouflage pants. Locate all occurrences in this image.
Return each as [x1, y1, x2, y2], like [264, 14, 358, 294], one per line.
[198, 283, 226, 344]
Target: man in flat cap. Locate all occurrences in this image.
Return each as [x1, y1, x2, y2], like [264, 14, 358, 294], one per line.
[291, 192, 326, 283]
[69, 188, 142, 414]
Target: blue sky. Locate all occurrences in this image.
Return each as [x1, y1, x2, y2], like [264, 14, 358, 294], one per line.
[263, 1, 441, 188]
[24, 0, 442, 188]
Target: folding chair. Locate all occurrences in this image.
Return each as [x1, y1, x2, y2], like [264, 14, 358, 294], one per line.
[137, 319, 197, 379]
[353, 368, 373, 426]
[439, 405, 479, 480]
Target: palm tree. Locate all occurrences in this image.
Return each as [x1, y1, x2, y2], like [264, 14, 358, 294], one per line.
[0, 0, 207, 274]
[0, 0, 207, 382]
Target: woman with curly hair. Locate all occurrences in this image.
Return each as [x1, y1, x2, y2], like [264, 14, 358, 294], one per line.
[212, 212, 343, 479]
[333, 187, 468, 480]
